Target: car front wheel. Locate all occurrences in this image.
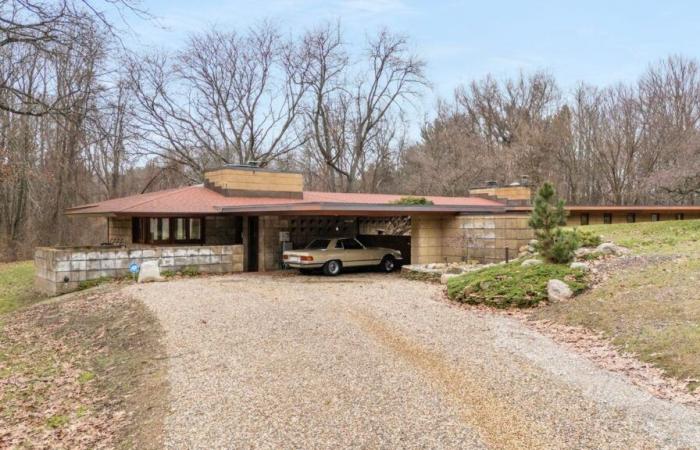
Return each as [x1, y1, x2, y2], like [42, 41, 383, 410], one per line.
[380, 255, 396, 272]
[323, 260, 342, 276]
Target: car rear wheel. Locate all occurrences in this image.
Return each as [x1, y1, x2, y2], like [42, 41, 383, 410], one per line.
[323, 260, 342, 276]
[380, 255, 396, 272]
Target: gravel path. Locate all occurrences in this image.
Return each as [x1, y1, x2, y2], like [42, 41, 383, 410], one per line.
[125, 273, 700, 449]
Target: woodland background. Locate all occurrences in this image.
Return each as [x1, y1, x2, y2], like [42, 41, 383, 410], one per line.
[1, 0, 699, 260]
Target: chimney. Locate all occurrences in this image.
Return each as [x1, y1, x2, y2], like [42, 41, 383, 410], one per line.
[469, 180, 532, 206]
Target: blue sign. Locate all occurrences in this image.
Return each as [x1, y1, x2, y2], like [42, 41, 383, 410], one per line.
[129, 263, 140, 274]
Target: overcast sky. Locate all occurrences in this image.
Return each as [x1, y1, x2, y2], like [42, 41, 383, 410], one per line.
[120, 0, 700, 120]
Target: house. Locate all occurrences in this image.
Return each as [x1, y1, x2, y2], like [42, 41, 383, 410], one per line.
[34, 163, 700, 294]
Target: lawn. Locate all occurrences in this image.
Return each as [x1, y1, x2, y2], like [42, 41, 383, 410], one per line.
[574, 219, 700, 255]
[535, 219, 700, 391]
[0, 261, 44, 314]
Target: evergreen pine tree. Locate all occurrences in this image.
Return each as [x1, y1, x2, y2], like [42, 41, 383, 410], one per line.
[528, 182, 569, 261]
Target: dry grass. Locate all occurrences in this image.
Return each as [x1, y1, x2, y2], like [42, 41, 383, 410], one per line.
[534, 252, 700, 391]
[0, 290, 168, 448]
[577, 219, 700, 255]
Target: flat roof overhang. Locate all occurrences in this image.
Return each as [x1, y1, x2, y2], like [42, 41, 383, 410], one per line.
[216, 202, 507, 216]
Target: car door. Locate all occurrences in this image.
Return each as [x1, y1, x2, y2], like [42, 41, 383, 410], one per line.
[336, 238, 363, 267]
[340, 238, 378, 267]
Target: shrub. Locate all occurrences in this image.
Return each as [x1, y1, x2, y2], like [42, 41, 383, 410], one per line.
[390, 196, 434, 206]
[180, 265, 200, 277]
[573, 228, 602, 247]
[446, 262, 587, 308]
[78, 277, 111, 290]
[549, 229, 580, 264]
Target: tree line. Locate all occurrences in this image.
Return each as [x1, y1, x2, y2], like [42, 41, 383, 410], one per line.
[1, 0, 699, 260]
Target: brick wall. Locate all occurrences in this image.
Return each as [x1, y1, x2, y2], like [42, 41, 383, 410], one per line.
[108, 218, 132, 245]
[205, 215, 242, 245]
[35, 244, 244, 295]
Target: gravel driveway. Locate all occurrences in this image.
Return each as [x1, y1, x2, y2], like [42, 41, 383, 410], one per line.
[125, 273, 700, 449]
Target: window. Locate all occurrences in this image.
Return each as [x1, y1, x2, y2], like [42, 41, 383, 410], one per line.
[149, 218, 170, 242]
[675, 213, 684, 221]
[626, 213, 635, 223]
[651, 213, 660, 222]
[175, 218, 186, 240]
[135, 217, 204, 244]
[603, 213, 612, 224]
[190, 218, 202, 240]
[339, 238, 364, 250]
[580, 214, 589, 226]
[305, 239, 330, 250]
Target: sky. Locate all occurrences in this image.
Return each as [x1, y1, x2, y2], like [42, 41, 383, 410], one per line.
[116, 0, 700, 119]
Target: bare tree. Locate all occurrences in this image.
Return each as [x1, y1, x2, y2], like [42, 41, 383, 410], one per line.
[128, 23, 310, 177]
[301, 24, 427, 192]
[0, 0, 144, 116]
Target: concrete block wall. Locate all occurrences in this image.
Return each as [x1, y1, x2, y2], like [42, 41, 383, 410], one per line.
[442, 214, 533, 264]
[411, 217, 445, 264]
[258, 216, 290, 271]
[35, 244, 244, 295]
[411, 214, 533, 265]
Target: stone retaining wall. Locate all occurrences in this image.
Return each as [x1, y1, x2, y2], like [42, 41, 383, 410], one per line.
[35, 244, 244, 295]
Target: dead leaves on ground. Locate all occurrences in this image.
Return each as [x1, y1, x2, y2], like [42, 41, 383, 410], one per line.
[0, 292, 158, 449]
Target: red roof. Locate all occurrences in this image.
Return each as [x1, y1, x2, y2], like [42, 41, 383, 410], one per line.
[65, 185, 507, 216]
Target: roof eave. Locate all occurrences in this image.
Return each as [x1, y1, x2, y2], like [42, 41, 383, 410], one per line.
[217, 202, 506, 216]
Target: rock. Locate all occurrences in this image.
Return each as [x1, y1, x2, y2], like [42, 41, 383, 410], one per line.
[479, 280, 492, 290]
[521, 258, 543, 267]
[445, 266, 463, 275]
[595, 242, 629, 256]
[547, 279, 573, 302]
[138, 260, 163, 283]
[518, 245, 530, 253]
[529, 239, 538, 247]
[595, 242, 618, 255]
[569, 262, 589, 272]
[440, 273, 461, 284]
[574, 247, 593, 258]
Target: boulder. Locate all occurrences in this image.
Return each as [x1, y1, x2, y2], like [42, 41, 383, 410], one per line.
[529, 239, 539, 247]
[521, 258, 543, 267]
[138, 260, 163, 283]
[440, 273, 461, 284]
[445, 266, 464, 275]
[569, 262, 589, 272]
[574, 247, 593, 258]
[547, 279, 573, 302]
[595, 242, 629, 256]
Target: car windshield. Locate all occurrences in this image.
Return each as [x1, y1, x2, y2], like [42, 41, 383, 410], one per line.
[305, 239, 331, 250]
